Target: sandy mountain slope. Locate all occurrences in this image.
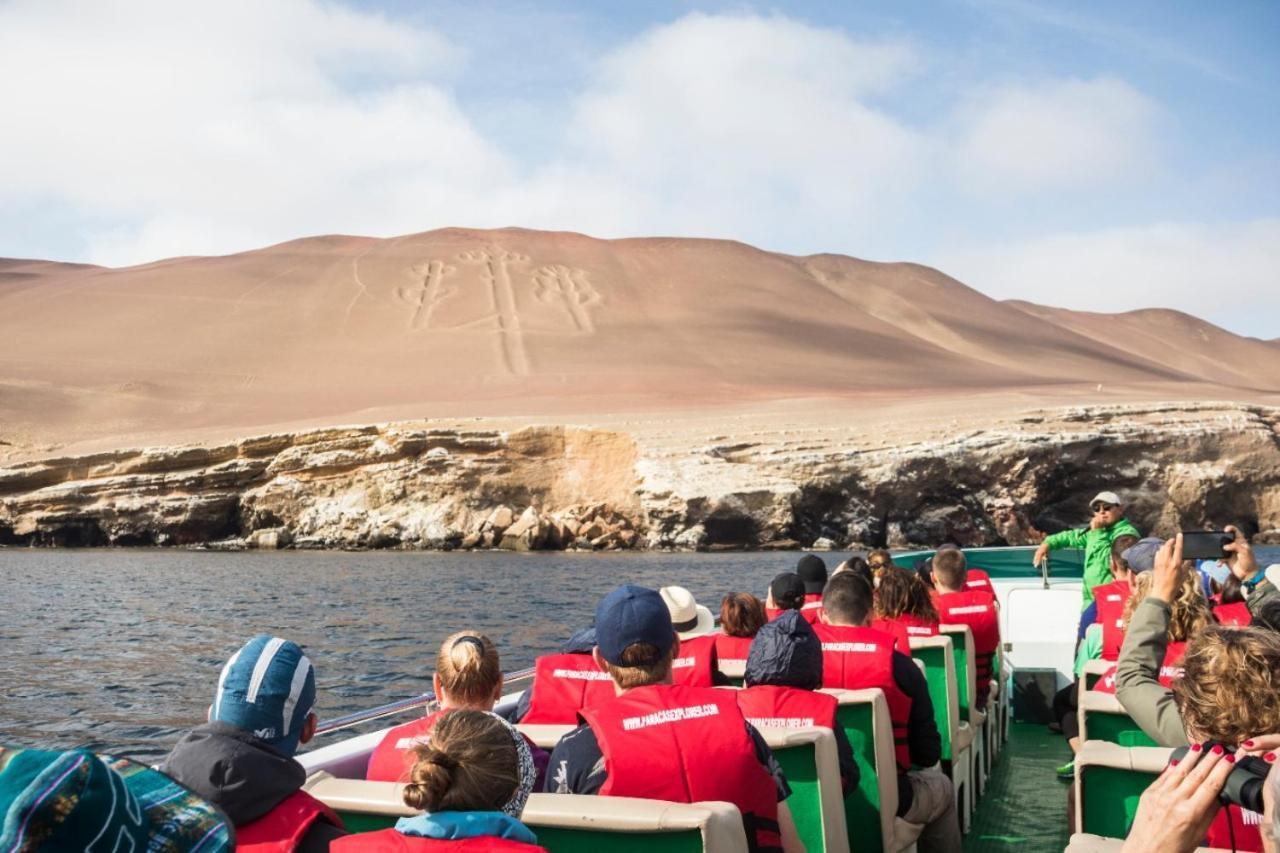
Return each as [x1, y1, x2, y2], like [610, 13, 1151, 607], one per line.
[1005, 301, 1280, 392]
[2, 227, 1278, 458]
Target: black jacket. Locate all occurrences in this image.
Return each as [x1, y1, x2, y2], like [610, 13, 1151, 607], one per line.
[743, 612, 860, 794]
[161, 722, 345, 852]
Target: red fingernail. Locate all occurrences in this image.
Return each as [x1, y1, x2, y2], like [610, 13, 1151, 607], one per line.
[1170, 759, 1180, 767]
[1244, 740, 1256, 748]
[1212, 745, 1225, 755]
[1226, 755, 1237, 764]
[1191, 743, 1203, 752]
[1266, 753, 1276, 763]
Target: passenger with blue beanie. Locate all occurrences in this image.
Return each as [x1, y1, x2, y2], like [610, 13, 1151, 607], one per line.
[162, 634, 347, 852]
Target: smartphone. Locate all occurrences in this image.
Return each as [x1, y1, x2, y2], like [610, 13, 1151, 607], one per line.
[1181, 530, 1235, 560]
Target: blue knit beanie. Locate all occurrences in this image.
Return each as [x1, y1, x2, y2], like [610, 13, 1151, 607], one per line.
[212, 635, 315, 755]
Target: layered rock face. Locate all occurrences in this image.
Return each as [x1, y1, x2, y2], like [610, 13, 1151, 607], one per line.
[2, 403, 1278, 550]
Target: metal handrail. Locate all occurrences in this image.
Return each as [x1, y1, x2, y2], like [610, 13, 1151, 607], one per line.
[315, 665, 537, 736]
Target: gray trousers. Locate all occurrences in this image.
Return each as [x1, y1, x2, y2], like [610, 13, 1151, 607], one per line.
[903, 766, 962, 853]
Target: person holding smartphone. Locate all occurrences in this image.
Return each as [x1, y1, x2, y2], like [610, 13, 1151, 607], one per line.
[1033, 490, 1141, 608]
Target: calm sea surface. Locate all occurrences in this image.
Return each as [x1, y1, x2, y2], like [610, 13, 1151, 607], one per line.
[4, 547, 1276, 763]
[0, 548, 862, 762]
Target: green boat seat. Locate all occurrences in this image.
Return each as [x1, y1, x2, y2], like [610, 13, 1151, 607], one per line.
[717, 658, 746, 687]
[909, 635, 974, 832]
[1078, 691, 1159, 748]
[820, 688, 925, 853]
[303, 775, 750, 852]
[1073, 741, 1173, 839]
[757, 726, 848, 852]
[1082, 658, 1112, 691]
[938, 624, 988, 799]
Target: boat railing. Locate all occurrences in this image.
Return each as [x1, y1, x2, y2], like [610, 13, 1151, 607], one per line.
[315, 665, 537, 736]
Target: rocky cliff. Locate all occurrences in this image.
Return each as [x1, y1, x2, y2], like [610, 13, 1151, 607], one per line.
[3, 402, 1278, 550]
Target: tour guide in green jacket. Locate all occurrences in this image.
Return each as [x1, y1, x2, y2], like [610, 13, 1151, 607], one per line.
[1033, 491, 1140, 607]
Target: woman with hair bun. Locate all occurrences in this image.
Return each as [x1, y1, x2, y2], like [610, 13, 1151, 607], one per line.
[338, 710, 547, 852]
[368, 632, 547, 786]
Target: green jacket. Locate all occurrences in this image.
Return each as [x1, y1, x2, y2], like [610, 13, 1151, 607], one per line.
[1044, 517, 1141, 605]
[1113, 597, 1189, 748]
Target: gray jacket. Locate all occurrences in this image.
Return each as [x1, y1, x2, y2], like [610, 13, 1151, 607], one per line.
[1113, 597, 1190, 748]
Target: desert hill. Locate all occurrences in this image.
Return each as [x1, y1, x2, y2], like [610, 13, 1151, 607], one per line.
[2, 227, 1278, 460]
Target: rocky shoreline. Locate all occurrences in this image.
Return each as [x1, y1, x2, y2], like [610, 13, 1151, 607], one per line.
[2, 402, 1278, 550]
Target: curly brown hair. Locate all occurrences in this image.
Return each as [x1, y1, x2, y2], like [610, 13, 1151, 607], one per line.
[875, 567, 940, 623]
[1172, 625, 1280, 746]
[1122, 570, 1211, 642]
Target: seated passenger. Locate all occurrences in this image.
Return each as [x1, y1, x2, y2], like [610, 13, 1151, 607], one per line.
[0, 746, 232, 851]
[716, 591, 767, 668]
[514, 627, 613, 725]
[737, 610, 859, 793]
[545, 584, 802, 852]
[659, 585, 722, 686]
[369, 631, 548, 785]
[814, 573, 960, 852]
[336, 710, 546, 852]
[796, 554, 828, 616]
[866, 548, 895, 582]
[1088, 534, 1142, 660]
[1094, 569, 1209, 694]
[873, 566, 941, 652]
[1116, 532, 1280, 850]
[162, 634, 347, 852]
[766, 572, 817, 624]
[1212, 572, 1253, 626]
[931, 548, 1000, 710]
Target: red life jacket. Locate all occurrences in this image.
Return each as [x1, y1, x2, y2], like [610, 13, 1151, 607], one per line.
[1094, 642, 1187, 694]
[935, 589, 1000, 708]
[366, 710, 446, 782]
[1214, 601, 1252, 627]
[333, 828, 548, 853]
[1091, 580, 1132, 661]
[735, 684, 837, 732]
[812, 623, 913, 771]
[521, 653, 617, 724]
[582, 684, 781, 852]
[237, 790, 343, 853]
[964, 569, 995, 595]
[670, 634, 717, 687]
[870, 618, 912, 654]
[714, 633, 755, 667]
[801, 593, 825, 622]
[1206, 804, 1264, 852]
[765, 606, 821, 625]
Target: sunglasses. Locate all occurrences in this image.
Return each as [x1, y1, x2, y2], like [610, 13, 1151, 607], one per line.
[1092, 503, 1116, 513]
[868, 561, 889, 569]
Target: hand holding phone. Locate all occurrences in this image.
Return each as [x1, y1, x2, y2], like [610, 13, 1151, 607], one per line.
[1180, 530, 1235, 561]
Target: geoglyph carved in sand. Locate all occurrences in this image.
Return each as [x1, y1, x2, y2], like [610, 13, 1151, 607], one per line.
[390, 246, 605, 376]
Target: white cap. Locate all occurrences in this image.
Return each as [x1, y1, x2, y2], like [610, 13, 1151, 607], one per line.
[1089, 491, 1122, 508]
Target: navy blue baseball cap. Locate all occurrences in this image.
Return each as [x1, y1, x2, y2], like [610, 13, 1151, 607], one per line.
[594, 585, 675, 666]
[1121, 537, 1166, 573]
[213, 635, 315, 754]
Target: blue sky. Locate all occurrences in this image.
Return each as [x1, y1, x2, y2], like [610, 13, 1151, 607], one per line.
[1, 0, 1276, 335]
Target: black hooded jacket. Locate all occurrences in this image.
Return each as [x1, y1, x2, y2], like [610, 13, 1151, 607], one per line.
[161, 722, 345, 852]
[744, 612, 859, 794]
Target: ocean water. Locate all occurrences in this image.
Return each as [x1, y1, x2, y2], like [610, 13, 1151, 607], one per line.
[2, 546, 1276, 763]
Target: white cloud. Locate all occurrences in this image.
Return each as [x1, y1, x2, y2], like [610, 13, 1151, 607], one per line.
[952, 77, 1162, 191]
[0, 0, 502, 265]
[544, 13, 929, 247]
[934, 218, 1280, 338]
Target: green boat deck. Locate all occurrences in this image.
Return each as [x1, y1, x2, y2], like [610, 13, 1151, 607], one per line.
[965, 723, 1074, 852]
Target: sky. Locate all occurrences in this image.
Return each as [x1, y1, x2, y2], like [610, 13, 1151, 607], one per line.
[1, 0, 1277, 336]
